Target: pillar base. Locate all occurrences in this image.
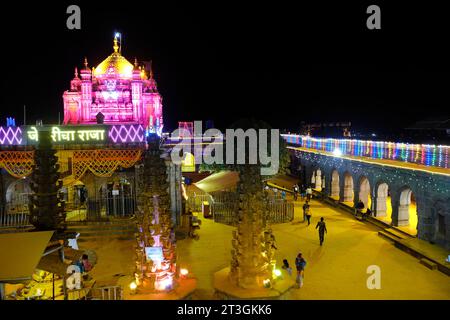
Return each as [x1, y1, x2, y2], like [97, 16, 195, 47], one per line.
[375, 211, 387, 217]
[120, 275, 197, 300]
[396, 219, 410, 227]
[213, 267, 295, 300]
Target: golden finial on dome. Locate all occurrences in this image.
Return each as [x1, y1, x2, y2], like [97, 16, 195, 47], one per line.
[134, 58, 138, 68]
[74, 67, 78, 78]
[84, 57, 89, 69]
[113, 36, 119, 53]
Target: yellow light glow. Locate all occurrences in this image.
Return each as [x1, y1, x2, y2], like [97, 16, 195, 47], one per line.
[273, 269, 282, 277]
[180, 268, 189, 277]
[129, 282, 137, 290]
[94, 51, 134, 79]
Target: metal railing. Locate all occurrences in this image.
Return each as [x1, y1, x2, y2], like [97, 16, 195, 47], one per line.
[0, 211, 31, 228]
[82, 195, 136, 222]
[68, 285, 123, 300]
[211, 192, 294, 226]
[186, 193, 213, 212]
[93, 285, 123, 300]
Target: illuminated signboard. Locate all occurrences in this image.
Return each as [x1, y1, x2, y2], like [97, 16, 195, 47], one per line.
[23, 125, 108, 145]
[144, 246, 163, 262]
[0, 124, 144, 146]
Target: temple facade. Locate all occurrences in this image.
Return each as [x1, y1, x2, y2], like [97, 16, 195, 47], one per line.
[63, 36, 163, 135]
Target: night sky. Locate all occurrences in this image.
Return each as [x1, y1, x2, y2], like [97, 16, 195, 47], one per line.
[0, 2, 448, 134]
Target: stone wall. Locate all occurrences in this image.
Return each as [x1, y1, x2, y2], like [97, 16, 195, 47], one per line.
[290, 149, 450, 249]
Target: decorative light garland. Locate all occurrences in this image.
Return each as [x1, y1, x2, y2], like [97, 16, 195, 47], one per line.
[282, 134, 450, 169]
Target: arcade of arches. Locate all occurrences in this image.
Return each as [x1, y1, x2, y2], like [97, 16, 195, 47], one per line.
[310, 168, 418, 235]
[293, 150, 450, 249]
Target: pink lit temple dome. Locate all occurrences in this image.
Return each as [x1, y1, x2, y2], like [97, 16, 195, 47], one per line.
[63, 35, 163, 135]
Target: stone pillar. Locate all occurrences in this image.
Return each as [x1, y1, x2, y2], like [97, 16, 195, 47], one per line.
[331, 174, 339, 198]
[375, 196, 387, 217]
[167, 161, 182, 227]
[315, 170, 322, 191]
[397, 204, 410, 226]
[390, 194, 400, 226]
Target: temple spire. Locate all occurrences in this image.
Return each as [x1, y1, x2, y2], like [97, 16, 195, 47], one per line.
[84, 57, 89, 69]
[134, 57, 138, 68]
[149, 60, 154, 79]
[74, 67, 78, 78]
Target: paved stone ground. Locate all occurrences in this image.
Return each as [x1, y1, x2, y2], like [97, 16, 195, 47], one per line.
[80, 197, 450, 299]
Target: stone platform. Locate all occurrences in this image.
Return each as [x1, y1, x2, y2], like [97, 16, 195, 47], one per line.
[213, 267, 295, 300]
[120, 275, 197, 300]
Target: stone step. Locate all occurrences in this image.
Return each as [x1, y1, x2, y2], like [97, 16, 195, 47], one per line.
[383, 227, 409, 240]
[420, 258, 438, 270]
[66, 219, 136, 227]
[78, 235, 135, 242]
[389, 226, 415, 239]
[67, 225, 136, 233]
[377, 230, 398, 243]
[68, 230, 136, 237]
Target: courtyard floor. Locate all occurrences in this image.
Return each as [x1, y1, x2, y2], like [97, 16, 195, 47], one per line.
[79, 197, 450, 300]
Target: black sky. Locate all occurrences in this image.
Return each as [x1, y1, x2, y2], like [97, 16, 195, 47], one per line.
[0, 1, 448, 133]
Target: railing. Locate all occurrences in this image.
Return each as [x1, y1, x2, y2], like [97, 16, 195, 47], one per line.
[212, 201, 239, 225]
[84, 195, 136, 222]
[186, 193, 213, 212]
[68, 285, 123, 300]
[211, 192, 294, 226]
[267, 200, 294, 223]
[0, 211, 31, 228]
[282, 134, 450, 169]
[92, 286, 123, 300]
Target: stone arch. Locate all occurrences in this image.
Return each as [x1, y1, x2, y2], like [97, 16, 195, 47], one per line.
[375, 182, 390, 218]
[342, 171, 354, 202]
[358, 176, 371, 210]
[394, 186, 418, 234]
[5, 178, 32, 214]
[330, 169, 340, 198]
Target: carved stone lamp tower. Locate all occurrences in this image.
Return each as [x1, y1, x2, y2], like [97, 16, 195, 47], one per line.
[127, 133, 196, 299]
[214, 164, 294, 299]
[29, 130, 67, 238]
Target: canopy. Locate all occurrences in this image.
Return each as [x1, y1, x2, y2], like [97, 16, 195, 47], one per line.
[0, 231, 54, 282]
[194, 171, 239, 194]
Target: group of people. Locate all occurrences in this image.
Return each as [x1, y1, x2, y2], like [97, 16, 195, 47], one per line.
[293, 184, 313, 201]
[277, 181, 330, 289]
[355, 199, 372, 219]
[282, 253, 307, 288]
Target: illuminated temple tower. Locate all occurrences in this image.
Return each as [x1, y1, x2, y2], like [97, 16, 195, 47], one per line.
[63, 35, 163, 135]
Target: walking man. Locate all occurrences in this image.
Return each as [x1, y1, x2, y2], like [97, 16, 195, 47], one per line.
[295, 253, 307, 288]
[302, 201, 309, 222]
[306, 185, 313, 201]
[315, 217, 327, 246]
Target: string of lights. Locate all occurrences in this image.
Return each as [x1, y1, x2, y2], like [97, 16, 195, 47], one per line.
[282, 134, 450, 169]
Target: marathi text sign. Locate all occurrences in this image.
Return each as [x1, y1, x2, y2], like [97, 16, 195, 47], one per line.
[24, 125, 107, 145]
